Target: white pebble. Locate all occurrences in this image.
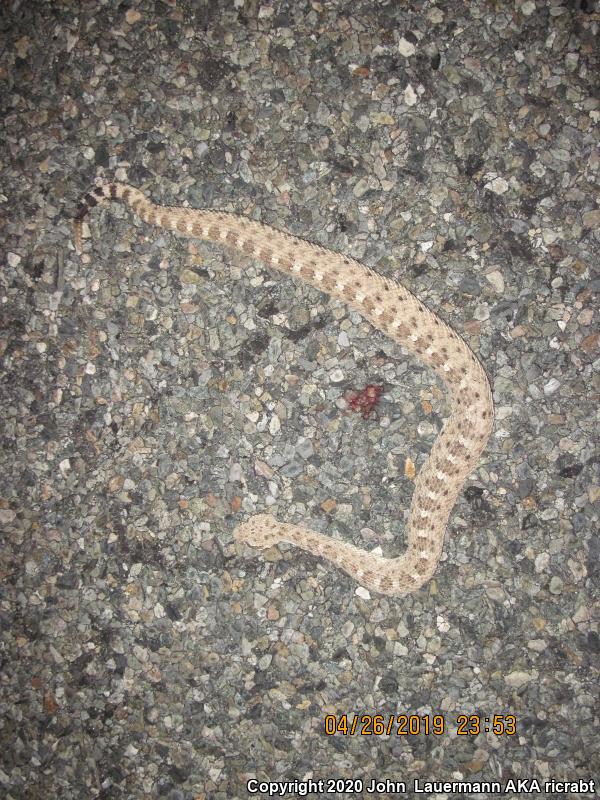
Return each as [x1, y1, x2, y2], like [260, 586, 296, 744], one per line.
[505, 670, 535, 688]
[0, 509, 16, 524]
[404, 83, 417, 106]
[486, 269, 505, 293]
[398, 37, 416, 57]
[229, 463, 243, 481]
[484, 176, 509, 195]
[473, 304, 490, 322]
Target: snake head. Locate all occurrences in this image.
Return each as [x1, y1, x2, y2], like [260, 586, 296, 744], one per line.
[234, 514, 281, 549]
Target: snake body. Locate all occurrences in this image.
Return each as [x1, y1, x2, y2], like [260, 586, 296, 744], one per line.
[74, 183, 494, 597]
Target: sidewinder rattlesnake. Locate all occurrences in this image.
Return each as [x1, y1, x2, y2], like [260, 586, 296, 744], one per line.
[74, 183, 494, 597]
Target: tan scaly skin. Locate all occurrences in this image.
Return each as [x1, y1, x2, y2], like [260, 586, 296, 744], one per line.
[74, 183, 494, 597]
